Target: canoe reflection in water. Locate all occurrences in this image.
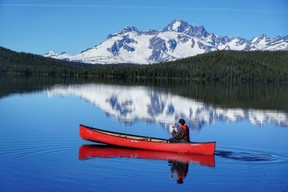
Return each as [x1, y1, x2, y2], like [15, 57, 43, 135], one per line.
[79, 145, 215, 184]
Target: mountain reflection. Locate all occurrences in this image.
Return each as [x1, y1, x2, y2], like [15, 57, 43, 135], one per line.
[46, 84, 288, 129]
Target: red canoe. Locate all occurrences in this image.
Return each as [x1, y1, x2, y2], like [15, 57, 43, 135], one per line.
[79, 145, 215, 167]
[80, 124, 216, 155]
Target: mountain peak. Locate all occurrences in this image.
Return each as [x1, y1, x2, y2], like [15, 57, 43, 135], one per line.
[162, 19, 209, 38]
[163, 19, 190, 32]
[43, 50, 58, 57]
[121, 26, 140, 33]
[107, 26, 141, 39]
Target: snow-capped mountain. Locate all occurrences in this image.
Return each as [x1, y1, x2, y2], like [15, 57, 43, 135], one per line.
[46, 84, 288, 130]
[44, 51, 72, 61]
[43, 19, 288, 64]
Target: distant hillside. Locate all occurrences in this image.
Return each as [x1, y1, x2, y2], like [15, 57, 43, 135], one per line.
[1, 46, 288, 82]
[159, 50, 288, 82]
[0, 46, 93, 76]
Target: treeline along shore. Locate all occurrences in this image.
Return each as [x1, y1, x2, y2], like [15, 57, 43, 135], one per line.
[1, 46, 288, 82]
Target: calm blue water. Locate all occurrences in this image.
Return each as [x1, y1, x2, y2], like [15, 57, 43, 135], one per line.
[0, 81, 287, 192]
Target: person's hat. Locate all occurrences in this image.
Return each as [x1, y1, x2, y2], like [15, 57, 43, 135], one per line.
[178, 119, 185, 126]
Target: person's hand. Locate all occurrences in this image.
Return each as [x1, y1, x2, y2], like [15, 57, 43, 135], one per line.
[169, 125, 175, 133]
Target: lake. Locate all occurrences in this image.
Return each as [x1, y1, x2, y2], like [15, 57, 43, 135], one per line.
[0, 76, 287, 192]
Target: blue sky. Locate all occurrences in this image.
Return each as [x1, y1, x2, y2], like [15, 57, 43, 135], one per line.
[0, 0, 287, 55]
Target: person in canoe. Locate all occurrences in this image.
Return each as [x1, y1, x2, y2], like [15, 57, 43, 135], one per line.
[169, 119, 190, 143]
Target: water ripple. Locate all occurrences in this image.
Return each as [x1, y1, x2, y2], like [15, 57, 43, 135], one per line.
[0, 140, 75, 161]
[215, 150, 282, 162]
